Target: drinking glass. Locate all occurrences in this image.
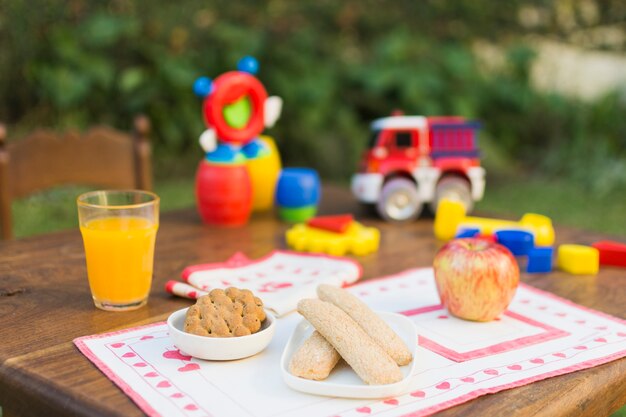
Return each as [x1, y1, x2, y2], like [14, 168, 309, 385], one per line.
[77, 190, 159, 311]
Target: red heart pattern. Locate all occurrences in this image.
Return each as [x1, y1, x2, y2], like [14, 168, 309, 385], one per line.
[356, 406, 371, 414]
[410, 390, 426, 398]
[140, 335, 154, 340]
[163, 350, 192, 361]
[157, 381, 171, 388]
[111, 343, 125, 348]
[553, 353, 566, 358]
[171, 393, 184, 398]
[461, 377, 475, 383]
[178, 363, 200, 372]
[507, 365, 522, 370]
[122, 352, 136, 358]
[436, 382, 451, 390]
[384, 399, 399, 405]
[594, 337, 607, 343]
[530, 358, 544, 364]
[484, 369, 499, 375]
[133, 362, 147, 367]
[144, 372, 158, 378]
[573, 346, 588, 350]
[184, 404, 199, 411]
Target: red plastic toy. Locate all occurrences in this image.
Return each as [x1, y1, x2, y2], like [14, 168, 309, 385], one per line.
[195, 162, 252, 226]
[306, 214, 354, 233]
[351, 113, 486, 222]
[592, 240, 626, 268]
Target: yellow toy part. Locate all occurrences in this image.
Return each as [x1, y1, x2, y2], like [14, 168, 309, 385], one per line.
[286, 221, 380, 256]
[557, 244, 599, 275]
[247, 135, 282, 211]
[434, 199, 555, 246]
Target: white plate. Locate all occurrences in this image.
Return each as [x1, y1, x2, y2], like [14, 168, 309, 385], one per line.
[167, 307, 276, 361]
[280, 311, 418, 398]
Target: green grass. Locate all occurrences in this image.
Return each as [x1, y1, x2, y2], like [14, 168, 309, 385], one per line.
[8, 174, 626, 240]
[476, 174, 626, 238]
[11, 180, 196, 238]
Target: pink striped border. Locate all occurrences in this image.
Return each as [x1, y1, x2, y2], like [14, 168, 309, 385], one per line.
[400, 305, 569, 362]
[74, 322, 167, 417]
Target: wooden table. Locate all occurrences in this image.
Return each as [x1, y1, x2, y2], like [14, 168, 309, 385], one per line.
[0, 186, 624, 417]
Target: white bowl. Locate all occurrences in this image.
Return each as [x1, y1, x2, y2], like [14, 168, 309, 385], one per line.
[280, 311, 418, 399]
[167, 307, 276, 361]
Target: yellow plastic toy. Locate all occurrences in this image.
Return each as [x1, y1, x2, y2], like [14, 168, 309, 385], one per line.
[557, 244, 599, 275]
[434, 199, 555, 246]
[285, 221, 380, 256]
[246, 135, 282, 211]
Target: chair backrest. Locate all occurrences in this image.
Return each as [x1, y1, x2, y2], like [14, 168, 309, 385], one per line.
[0, 116, 153, 240]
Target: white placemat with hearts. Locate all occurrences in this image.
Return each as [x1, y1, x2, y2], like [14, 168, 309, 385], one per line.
[75, 268, 626, 417]
[166, 251, 363, 317]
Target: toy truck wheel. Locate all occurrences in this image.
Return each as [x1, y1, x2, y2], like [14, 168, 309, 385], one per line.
[431, 176, 473, 214]
[377, 178, 423, 222]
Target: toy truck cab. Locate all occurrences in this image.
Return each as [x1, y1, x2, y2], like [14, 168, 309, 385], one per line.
[351, 114, 486, 221]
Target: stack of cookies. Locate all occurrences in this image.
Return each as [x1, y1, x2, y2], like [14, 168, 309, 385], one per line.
[290, 285, 413, 385]
[184, 287, 266, 337]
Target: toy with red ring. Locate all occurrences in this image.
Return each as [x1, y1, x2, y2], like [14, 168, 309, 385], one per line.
[193, 56, 283, 164]
[192, 57, 283, 226]
[202, 71, 267, 145]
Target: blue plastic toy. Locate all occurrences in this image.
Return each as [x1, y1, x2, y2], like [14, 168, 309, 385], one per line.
[455, 228, 480, 238]
[495, 230, 534, 256]
[275, 168, 321, 222]
[527, 247, 554, 273]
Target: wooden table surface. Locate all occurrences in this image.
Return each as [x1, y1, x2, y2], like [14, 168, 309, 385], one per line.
[0, 185, 625, 417]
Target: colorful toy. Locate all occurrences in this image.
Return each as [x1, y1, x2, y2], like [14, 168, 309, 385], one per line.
[434, 199, 555, 246]
[246, 135, 282, 211]
[592, 240, 626, 268]
[351, 112, 486, 221]
[286, 220, 379, 256]
[455, 228, 480, 238]
[307, 214, 354, 233]
[495, 230, 534, 256]
[275, 168, 321, 223]
[196, 163, 252, 226]
[557, 244, 599, 275]
[526, 247, 554, 274]
[193, 56, 283, 225]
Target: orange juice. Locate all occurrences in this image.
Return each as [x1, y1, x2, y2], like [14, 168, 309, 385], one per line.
[80, 217, 158, 306]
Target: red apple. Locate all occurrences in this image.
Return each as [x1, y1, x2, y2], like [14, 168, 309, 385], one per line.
[433, 238, 519, 322]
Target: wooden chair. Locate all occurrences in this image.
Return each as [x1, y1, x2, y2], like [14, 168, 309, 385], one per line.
[0, 116, 153, 240]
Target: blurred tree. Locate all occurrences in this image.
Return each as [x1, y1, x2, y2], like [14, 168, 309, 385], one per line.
[0, 0, 624, 190]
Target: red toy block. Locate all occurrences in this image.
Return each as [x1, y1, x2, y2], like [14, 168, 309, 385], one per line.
[476, 233, 498, 243]
[592, 240, 626, 268]
[306, 214, 354, 234]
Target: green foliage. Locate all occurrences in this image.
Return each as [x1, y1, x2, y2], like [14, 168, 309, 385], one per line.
[1, 0, 625, 193]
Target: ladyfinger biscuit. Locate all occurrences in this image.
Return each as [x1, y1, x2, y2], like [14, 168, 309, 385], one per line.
[298, 299, 403, 385]
[317, 284, 413, 366]
[289, 331, 341, 380]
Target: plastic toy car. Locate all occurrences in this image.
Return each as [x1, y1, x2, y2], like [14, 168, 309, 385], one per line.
[351, 112, 486, 221]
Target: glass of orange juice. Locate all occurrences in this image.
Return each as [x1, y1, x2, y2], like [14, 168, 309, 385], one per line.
[77, 190, 159, 311]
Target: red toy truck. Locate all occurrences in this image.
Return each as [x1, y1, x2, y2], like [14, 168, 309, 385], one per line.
[351, 113, 486, 221]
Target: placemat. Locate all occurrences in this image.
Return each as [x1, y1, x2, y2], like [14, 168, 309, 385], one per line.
[75, 268, 626, 417]
[166, 251, 362, 317]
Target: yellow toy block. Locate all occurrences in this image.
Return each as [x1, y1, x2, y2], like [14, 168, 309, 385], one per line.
[557, 244, 599, 275]
[285, 221, 379, 256]
[434, 199, 555, 246]
[247, 135, 282, 211]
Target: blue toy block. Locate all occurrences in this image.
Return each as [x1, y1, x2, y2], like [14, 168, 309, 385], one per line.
[495, 230, 534, 256]
[455, 228, 480, 238]
[527, 246, 554, 273]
